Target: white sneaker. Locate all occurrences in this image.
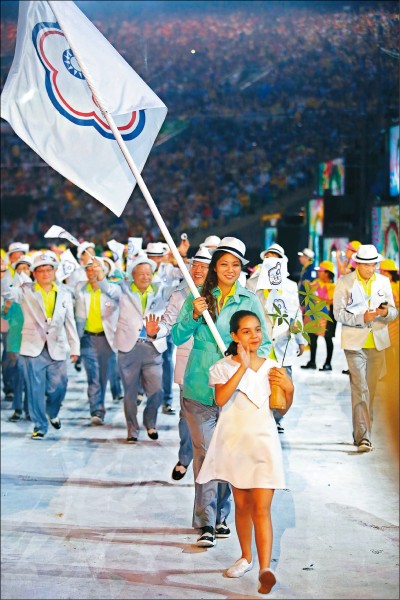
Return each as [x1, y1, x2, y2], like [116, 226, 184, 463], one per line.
[226, 557, 253, 578]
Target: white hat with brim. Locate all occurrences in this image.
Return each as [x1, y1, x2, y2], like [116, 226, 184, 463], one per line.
[83, 257, 108, 274]
[352, 244, 384, 264]
[130, 257, 157, 273]
[298, 248, 315, 260]
[7, 242, 29, 259]
[12, 256, 33, 269]
[260, 243, 285, 260]
[200, 235, 221, 249]
[101, 256, 116, 276]
[189, 247, 212, 265]
[30, 253, 58, 272]
[210, 236, 249, 266]
[145, 242, 166, 257]
[77, 242, 95, 259]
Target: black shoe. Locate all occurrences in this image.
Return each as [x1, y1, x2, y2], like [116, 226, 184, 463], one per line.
[137, 393, 144, 406]
[301, 362, 316, 370]
[215, 519, 231, 538]
[126, 437, 138, 444]
[74, 362, 82, 372]
[342, 369, 350, 375]
[162, 405, 176, 415]
[172, 461, 188, 481]
[9, 410, 22, 422]
[277, 424, 285, 434]
[5, 392, 14, 401]
[49, 416, 61, 430]
[31, 428, 45, 440]
[319, 364, 332, 371]
[196, 526, 216, 547]
[147, 429, 158, 440]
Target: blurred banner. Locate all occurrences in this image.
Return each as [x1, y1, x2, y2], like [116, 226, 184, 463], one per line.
[0, 0, 167, 217]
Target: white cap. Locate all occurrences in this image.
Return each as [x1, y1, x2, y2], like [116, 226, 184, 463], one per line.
[200, 235, 221, 249]
[101, 256, 116, 276]
[190, 247, 212, 265]
[31, 252, 58, 272]
[12, 255, 33, 269]
[298, 248, 315, 260]
[145, 242, 167, 257]
[77, 241, 95, 259]
[130, 256, 157, 273]
[7, 242, 29, 259]
[352, 244, 384, 264]
[211, 236, 249, 265]
[260, 243, 285, 260]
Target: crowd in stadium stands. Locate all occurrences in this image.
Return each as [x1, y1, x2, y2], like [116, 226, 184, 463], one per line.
[1, 4, 398, 247]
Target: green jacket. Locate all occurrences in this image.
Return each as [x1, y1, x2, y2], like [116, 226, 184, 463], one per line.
[1, 302, 24, 352]
[171, 282, 271, 405]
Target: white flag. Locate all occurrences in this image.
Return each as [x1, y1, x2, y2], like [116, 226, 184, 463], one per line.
[56, 248, 79, 281]
[107, 239, 125, 270]
[44, 225, 80, 246]
[127, 237, 143, 259]
[0, 1, 167, 217]
[256, 257, 289, 291]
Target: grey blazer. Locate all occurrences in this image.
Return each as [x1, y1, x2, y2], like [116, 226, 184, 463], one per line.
[98, 279, 168, 354]
[1, 281, 80, 359]
[333, 271, 397, 351]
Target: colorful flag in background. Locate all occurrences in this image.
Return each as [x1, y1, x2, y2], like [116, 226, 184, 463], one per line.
[0, 0, 167, 217]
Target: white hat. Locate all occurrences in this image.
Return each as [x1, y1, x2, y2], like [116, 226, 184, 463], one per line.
[200, 235, 221, 249]
[12, 255, 33, 269]
[260, 243, 285, 260]
[77, 241, 95, 259]
[145, 242, 167, 257]
[130, 256, 157, 273]
[211, 236, 249, 265]
[30, 252, 58, 272]
[7, 242, 29, 259]
[83, 257, 108, 274]
[189, 247, 212, 265]
[101, 256, 116, 276]
[352, 244, 384, 264]
[298, 248, 315, 260]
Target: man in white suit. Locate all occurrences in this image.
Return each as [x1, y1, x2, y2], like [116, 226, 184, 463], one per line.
[247, 243, 305, 433]
[1, 252, 80, 439]
[333, 244, 398, 452]
[96, 256, 169, 443]
[74, 258, 119, 425]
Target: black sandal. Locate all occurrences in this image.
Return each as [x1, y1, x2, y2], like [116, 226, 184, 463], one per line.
[172, 461, 188, 481]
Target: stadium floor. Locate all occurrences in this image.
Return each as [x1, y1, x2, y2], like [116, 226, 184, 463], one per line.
[1, 328, 399, 600]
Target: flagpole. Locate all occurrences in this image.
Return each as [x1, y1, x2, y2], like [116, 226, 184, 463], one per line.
[48, 1, 227, 354]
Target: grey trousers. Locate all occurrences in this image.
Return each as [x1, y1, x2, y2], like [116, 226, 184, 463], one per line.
[118, 341, 163, 439]
[182, 396, 231, 529]
[344, 348, 386, 445]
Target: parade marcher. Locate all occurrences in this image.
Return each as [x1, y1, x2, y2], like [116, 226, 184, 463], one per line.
[197, 311, 293, 594]
[171, 237, 271, 548]
[145, 247, 212, 481]
[336, 240, 362, 276]
[199, 235, 221, 250]
[1, 256, 33, 421]
[1, 252, 80, 439]
[333, 244, 398, 452]
[301, 260, 337, 372]
[247, 243, 305, 433]
[145, 241, 185, 416]
[1, 256, 14, 400]
[74, 258, 120, 425]
[96, 256, 169, 442]
[6, 241, 29, 274]
[297, 247, 317, 294]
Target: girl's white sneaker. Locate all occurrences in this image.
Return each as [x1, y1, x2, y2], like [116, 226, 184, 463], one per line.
[225, 558, 254, 578]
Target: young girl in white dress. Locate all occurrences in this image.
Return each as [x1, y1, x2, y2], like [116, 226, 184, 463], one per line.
[197, 310, 294, 595]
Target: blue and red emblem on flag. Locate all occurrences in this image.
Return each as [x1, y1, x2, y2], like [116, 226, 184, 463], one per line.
[32, 21, 145, 140]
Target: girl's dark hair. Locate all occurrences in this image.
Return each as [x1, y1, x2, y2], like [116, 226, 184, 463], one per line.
[225, 310, 260, 356]
[326, 270, 335, 282]
[388, 270, 399, 283]
[201, 250, 241, 322]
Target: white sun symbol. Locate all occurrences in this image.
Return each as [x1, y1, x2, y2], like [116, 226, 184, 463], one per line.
[62, 49, 85, 80]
